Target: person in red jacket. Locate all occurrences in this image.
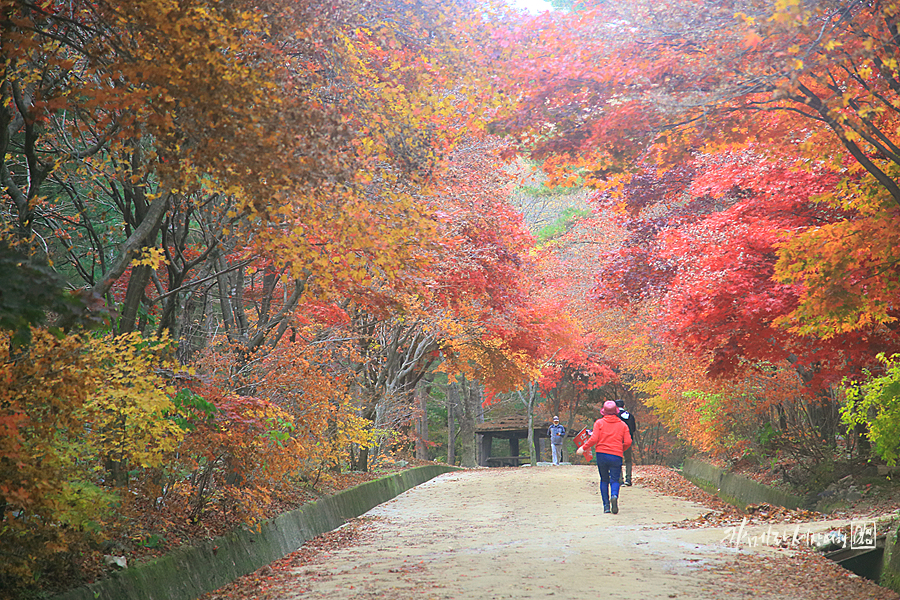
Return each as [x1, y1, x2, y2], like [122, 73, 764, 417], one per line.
[576, 400, 633, 514]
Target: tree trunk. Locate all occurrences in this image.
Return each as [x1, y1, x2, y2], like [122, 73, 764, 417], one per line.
[854, 422, 871, 459]
[350, 444, 369, 472]
[475, 386, 485, 466]
[521, 383, 538, 465]
[91, 193, 169, 300]
[415, 380, 429, 460]
[118, 263, 152, 333]
[374, 398, 388, 461]
[459, 380, 478, 468]
[215, 255, 237, 339]
[447, 384, 457, 466]
[563, 387, 582, 464]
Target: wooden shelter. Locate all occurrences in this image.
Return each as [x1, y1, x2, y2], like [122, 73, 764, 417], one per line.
[475, 415, 574, 467]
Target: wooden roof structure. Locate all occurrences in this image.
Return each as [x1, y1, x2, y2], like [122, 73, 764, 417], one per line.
[475, 415, 570, 438]
[475, 415, 541, 434]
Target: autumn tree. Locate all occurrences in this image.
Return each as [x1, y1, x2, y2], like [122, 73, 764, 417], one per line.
[479, 0, 900, 467]
[1, 0, 523, 593]
[492, 0, 900, 338]
[327, 135, 565, 468]
[0, 328, 185, 593]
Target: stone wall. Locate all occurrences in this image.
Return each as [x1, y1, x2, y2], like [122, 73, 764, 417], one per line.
[55, 465, 459, 600]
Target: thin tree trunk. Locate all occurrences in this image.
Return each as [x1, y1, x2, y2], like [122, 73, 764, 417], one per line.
[415, 380, 429, 460]
[459, 380, 477, 468]
[216, 255, 237, 338]
[520, 383, 538, 466]
[563, 387, 581, 464]
[447, 384, 457, 466]
[118, 263, 153, 333]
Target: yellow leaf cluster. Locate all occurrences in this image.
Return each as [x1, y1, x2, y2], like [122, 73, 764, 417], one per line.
[85, 332, 184, 469]
[131, 246, 168, 269]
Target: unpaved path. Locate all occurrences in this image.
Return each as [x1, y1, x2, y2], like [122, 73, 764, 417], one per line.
[261, 466, 872, 600]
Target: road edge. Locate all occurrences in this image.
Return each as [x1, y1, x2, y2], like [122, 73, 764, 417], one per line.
[53, 465, 461, 600]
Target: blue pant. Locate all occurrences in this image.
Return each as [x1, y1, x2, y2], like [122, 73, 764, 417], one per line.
[596, 453, 623, 509]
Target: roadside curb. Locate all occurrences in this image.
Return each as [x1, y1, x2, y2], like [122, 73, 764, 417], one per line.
[54, 465, 460, 600]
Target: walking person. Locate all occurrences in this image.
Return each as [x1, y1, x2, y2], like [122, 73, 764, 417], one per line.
[576, 401, 632, 514]
[615, 399, 637, 486]
[548, 416, 566, 465]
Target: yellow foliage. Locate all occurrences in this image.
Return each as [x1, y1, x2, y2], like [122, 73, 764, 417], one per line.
[131, 246, 168, 269]
[439, 334, 543, 394]
[85, 332, 184, 470]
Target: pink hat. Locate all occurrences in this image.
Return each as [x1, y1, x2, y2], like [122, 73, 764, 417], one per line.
[602, 400, 618, 415]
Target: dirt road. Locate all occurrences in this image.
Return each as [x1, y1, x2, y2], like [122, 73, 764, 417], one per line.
[250, 465, 890, 600]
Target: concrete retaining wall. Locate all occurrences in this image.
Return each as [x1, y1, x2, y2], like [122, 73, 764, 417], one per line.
[881, 518, 900, 593]
[55, 465, 459, 600]
[682, 459, 900, 593]
[682, 458, 803, 510]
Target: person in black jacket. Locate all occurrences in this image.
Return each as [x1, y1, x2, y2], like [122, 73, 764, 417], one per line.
[615, 400, 636, 485]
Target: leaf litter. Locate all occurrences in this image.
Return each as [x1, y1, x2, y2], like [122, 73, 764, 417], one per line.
[634, 465, 899, 600]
